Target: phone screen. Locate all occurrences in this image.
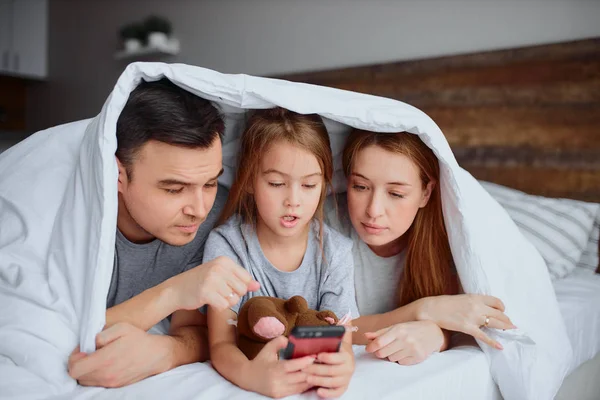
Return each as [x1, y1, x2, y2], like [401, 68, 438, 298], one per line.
[279, 325, 345, 360]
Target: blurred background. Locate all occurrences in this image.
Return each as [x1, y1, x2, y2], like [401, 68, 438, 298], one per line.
[1, 0, 599, 199]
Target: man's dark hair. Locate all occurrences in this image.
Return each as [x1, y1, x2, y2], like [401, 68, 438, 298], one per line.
[116, 78, 225, 179]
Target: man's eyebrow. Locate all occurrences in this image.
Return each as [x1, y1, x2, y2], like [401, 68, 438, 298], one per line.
[158, 169, 224, 186]
[263, 169, 322, 178]
[158, 179, 191, 186]
[352, 172, 411, 186]
[210, 169, 225, 181]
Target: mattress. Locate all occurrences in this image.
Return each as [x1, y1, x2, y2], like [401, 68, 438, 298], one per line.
[554, 268, 600, 372]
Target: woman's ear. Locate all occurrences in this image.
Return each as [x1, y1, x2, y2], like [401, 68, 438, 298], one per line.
[116, 157, 128, 193]
[419, 180, 436, 208]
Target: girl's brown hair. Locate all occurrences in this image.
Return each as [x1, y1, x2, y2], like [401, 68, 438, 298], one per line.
[219, 107, 334, 241]
[342, 130, 455, 306]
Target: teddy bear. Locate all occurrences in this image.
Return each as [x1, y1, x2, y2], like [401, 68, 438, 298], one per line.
[235, 295, 340, 360]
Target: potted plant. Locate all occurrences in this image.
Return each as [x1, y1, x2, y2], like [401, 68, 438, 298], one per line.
[119, 22, 144, 52]
[143, 15, 172, 48]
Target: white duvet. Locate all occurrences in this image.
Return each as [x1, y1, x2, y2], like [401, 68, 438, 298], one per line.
[0, 62, 572, 400]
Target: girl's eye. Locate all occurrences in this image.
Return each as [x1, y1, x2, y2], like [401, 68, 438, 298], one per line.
[303, 184, 317, 189]
[390, 192, 405, 199]
[268, 182, 285, 188]
[352, 184, 367, 192]
[165, 188, 184, 194]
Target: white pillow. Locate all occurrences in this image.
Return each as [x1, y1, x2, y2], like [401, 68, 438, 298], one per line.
[577, 208, 600, 273]
[480, 181, 600, 280]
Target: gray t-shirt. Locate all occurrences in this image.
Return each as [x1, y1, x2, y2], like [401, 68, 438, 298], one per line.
[202, 216, 360, 320]
[325, 193, 406, 315]
[106, 185, 229, 308]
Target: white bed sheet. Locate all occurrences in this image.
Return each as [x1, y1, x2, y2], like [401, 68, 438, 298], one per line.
[554, 268, 600, 373]
[7, 266, 600, 400]
[46, 345, 500, 400]
[21, 265, 600, 400]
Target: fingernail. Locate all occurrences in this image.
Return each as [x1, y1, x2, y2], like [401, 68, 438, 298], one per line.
[512, 325, 518, 329]
[496, 343, 503, 350]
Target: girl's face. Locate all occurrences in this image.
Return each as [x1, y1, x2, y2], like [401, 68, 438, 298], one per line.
[253, 140, 323, 239]
[347, 145, 433, 257]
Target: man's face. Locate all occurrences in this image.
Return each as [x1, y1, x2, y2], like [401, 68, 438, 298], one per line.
[117, 138, 223, 246]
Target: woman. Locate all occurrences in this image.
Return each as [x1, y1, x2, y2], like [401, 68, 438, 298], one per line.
[328, 129, 516, 365]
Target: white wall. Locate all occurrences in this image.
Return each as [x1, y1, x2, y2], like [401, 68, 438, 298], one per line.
[27, 0, 600, 131]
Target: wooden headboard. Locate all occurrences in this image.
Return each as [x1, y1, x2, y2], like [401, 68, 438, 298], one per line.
[277, 38, 600, 202]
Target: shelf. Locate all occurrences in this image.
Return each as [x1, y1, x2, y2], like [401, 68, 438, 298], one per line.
[114, 38, 180, 60]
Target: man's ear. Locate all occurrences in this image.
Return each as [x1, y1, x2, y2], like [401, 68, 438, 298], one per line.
[419, 180, 435, 208]
[115, 157, 128, 193]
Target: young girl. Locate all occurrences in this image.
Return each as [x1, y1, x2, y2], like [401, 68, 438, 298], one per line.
[327, 129, 514, 365]
[203, 108, 358, 399]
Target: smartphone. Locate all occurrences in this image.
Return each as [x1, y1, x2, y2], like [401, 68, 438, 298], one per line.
[279, 325, 345, 360]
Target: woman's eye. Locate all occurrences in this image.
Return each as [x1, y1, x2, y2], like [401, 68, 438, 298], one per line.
[352, 184, 367, 191]
[390, 192, 405, 199]
[268, 182, 284, 188]
[204, 182, 218, 189]
[303, 184, 317, 189]
[165, 188, 184, 194]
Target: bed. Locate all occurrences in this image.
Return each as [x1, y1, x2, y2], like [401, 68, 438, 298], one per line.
[1, 39, 599, 400]
[42, 185, 600, 400]
[278, 37, 600, 399]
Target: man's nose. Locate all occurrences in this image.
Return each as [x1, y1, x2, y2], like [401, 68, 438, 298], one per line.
[183, 191, 207, 220]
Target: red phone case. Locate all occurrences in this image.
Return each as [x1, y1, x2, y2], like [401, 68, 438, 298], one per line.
[281, 326, 345, 359]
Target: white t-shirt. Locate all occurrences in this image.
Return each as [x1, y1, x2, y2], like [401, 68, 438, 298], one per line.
[325, 194, 406, 315]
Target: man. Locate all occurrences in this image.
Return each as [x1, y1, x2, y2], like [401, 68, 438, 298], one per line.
[67, 79, 259, 388]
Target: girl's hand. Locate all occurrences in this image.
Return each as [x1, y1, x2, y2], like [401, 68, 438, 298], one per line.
[364, 320, 444, 365]
[303, 336, 355, 398]
[247, 336, 315, 399]
[417, 294, 516, 350]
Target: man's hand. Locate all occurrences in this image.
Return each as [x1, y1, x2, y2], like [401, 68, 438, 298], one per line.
[170, 256, 260, 312]
[68, 323, 173, 388]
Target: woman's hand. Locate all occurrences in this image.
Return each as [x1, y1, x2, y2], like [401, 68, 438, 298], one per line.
[364, 320, 444, 365]
[246, 336, 315, 399]
[417, 294, 516, 349]
[303, 335, 355, 398]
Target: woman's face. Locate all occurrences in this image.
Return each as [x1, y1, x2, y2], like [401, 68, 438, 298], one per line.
[347, 145, 433, 257]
